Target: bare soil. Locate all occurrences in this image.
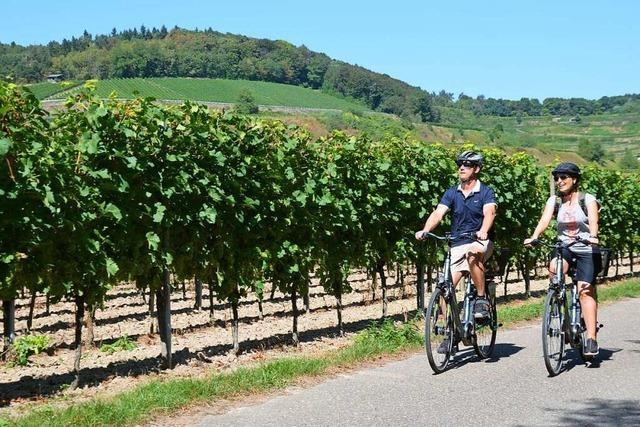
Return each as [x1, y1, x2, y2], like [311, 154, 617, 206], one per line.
[0, 257, 636, 417]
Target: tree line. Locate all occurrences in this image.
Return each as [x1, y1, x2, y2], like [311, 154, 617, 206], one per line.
[1, 81, 639, 386]
[0, 27, 438, 122]
[5, 26, 638, 122]
[434, 91, 640, 117]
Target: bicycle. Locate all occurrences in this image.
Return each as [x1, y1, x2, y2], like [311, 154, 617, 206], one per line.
[421, 231, 499, 374]
[527, 237, 605, 376]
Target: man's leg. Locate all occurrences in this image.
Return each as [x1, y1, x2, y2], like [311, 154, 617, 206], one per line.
[467, 249, 486, 296]
[467, 242, 492, 318]
[468, 241, 493, 295]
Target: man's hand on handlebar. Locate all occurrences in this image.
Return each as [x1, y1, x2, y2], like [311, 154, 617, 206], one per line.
[476, 230, 488, 241]
[415, 230, 428, 241]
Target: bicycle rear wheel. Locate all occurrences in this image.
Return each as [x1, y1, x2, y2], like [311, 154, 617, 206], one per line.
[473, 294, 497, 359]
[542, 289, 565, 376]
[425, 287, 453, 374]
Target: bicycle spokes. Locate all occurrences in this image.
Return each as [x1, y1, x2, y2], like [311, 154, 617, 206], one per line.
[425, 288, 453, 374]
[542, 291, 565, 376]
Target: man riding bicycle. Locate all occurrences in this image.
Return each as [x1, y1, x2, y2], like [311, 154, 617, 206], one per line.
[415, 151, 497, 320]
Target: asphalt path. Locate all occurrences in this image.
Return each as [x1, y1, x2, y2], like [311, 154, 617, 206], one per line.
[197, 298, 640, 426]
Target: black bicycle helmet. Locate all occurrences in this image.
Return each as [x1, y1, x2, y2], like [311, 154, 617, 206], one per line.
[552, 162, 581, 177]
[456, 150, 483, 167]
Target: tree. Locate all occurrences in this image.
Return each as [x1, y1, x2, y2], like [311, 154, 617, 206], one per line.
[619, 149, 639, 170]
[578, 140, 606, 164]
[488, 124, 504, 142]
[411, 93, 439, 122]
[234, 89, 259, 114]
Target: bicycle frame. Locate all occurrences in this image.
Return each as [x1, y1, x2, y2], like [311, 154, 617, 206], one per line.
[549, 242, 584, 347]
[436, 233, 477, 347]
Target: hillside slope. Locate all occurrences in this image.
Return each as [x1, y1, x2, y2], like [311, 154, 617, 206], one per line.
[43, 77, 367, 111]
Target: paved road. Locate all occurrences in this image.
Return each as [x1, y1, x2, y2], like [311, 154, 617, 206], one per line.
[197, 298, 640, 426]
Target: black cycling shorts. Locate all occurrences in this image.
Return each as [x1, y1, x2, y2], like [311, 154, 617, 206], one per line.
[551, 248, 602, 285]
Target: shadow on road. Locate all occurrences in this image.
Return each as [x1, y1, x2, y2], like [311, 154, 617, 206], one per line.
[545, 398, 640, 425]
[440, 342, 525, 372]
[485, 343, 525, 363]
[562, 346, 621, 372]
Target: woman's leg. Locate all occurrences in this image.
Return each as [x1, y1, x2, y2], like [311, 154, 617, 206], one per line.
[578, 282, 597, 339]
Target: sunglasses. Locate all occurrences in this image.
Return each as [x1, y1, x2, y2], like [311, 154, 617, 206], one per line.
[456, 160, 477, 168]
[553, 174, 571, 182]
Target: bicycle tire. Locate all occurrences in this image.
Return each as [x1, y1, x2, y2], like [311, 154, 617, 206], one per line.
[425, 287, 453, 374]
[542, 289, 565, 376]
[473, 294, 497, 359]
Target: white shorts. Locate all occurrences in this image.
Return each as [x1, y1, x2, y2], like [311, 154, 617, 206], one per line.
[450, 240, 494, 273]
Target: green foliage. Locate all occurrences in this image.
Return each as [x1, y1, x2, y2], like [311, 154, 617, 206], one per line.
[1, 80, 640, 379]
[353, 319, 422, 351]
[99, 335, 137, 354]
[233, 89, 259, 114]
[0, 82, 53, 299]
[436, 105, 640, 164]
[488, 123, 504, 142]
[9, 334, 50, 366]
[1, 27, 435, 120]
[579, 139, 606, 164]
[432, 93, 640, 118]
[619, 149, 639, 170]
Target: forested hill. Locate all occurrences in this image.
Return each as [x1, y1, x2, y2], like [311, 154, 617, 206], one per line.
[0, 26, 438, 122]
[2, 26, 639, 120]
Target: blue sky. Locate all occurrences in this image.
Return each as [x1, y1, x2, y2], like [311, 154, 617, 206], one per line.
[2, 0, 638, 100]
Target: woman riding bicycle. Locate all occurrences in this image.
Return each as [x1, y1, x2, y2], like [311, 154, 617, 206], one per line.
[524, 162, 601, 356]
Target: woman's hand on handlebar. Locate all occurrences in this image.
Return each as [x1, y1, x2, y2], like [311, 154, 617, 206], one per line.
[584, 236, 600, 245]
[575, 235, 599, 246]
[523, 237, 538, 247]
[415, 230, 427, 240]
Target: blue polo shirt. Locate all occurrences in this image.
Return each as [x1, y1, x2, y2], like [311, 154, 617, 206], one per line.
[438, 180, 497, 247]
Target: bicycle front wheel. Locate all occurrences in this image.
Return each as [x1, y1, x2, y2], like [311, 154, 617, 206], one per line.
[473, 294, 497, 359]
[542, 289, 565, 376]
[425, 287, 453, 374]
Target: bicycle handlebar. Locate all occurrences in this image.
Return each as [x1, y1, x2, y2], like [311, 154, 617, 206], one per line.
[419, 231, 485, 246]
[525, 236, 595, 250]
